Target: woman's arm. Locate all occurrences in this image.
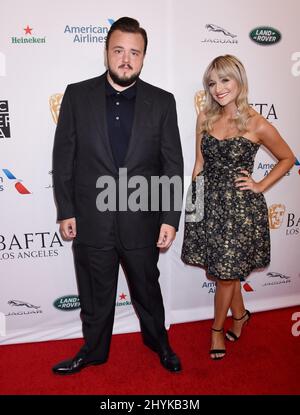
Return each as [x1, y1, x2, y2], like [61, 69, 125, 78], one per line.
[236, 116, 295, 193]
[192, 112, 205, 180]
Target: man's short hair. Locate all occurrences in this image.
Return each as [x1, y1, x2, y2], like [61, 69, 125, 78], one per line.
[106, 17, 148, 54]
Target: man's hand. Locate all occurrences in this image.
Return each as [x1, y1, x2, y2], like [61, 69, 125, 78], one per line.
[156, 224, 176, 249]
[59, 218, 77, 240]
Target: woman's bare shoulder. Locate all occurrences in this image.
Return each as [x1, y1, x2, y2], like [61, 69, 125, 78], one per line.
[246, 107, 270, 141]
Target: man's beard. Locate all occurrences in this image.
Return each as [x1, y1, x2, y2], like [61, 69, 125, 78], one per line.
[108, 65, 141, 87]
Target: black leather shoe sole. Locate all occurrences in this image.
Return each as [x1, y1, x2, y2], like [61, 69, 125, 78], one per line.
[52, 359, 105, 375]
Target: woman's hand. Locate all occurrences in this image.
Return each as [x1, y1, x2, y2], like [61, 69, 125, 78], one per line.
[235, 170, 263, 193]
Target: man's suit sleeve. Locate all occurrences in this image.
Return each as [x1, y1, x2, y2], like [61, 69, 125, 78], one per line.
[159, 93, 184, 230]
[52, 85, 77, 221]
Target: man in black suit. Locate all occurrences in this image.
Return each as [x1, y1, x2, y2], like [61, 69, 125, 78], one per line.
[52, 17, 183, 375]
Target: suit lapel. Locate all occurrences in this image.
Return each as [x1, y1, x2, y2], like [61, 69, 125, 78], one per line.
[123, 79, 152, 166]
[88, 74, 118, 173]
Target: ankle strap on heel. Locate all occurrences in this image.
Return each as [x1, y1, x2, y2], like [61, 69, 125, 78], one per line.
[212, 327, 224, 333]
[232, 309, 251, 321]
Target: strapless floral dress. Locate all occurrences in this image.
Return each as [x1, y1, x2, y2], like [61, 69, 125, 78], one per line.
[181, 133, 270, 280]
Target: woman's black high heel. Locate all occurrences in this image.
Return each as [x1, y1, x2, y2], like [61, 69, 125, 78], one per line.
[225, 309, 251, 342]
[210, 327, 226, 360]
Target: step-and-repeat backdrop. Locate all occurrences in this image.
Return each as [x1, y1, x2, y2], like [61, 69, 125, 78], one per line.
[1, 0, 299, 344]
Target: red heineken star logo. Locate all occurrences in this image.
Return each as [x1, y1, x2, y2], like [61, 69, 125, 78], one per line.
[119, 293, 127, 300]
[24, 25, 33, 35]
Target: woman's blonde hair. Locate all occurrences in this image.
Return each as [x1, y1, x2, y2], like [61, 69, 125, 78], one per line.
[201, 55, 251, 134]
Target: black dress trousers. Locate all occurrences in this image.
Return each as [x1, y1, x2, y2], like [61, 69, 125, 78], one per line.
[73, 231, 170, 362]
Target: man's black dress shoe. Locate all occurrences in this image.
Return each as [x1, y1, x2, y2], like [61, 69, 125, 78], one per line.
[52, 356, 105, 375]
[144, 341, 182, 373]
[159, 351, 182, 373]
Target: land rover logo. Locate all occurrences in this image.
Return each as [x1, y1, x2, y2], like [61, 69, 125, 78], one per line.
[250, 26, 281, 45]
[53, 295, 80, 311]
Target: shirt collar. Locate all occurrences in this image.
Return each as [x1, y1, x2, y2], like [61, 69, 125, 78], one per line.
[105, 76, 137, 100]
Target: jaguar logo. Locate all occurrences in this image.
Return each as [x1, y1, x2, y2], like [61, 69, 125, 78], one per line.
[8, 300, 40, 309]
[267, 272, 291, 280]
[205, 24, 237, 38]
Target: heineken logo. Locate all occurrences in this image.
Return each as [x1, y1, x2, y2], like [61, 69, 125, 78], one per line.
[249, 27, 281, 45]
[53, 295, 80, 311]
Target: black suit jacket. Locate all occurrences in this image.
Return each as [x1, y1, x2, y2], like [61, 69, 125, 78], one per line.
[53, 73, 183, 249]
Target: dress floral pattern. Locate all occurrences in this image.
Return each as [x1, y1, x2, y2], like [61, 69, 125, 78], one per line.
[181, 133, 270, 280]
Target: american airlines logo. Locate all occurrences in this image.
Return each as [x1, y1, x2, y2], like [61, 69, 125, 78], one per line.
[1, 168, 31, 194]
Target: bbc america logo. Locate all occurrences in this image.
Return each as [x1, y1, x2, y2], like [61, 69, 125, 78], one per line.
[0, 101, 10, 138]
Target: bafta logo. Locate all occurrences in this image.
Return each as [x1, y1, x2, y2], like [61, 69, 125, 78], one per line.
[195, 90, 206, 114]
[268, 203, 286, 229]
[49, 93, 63, 124]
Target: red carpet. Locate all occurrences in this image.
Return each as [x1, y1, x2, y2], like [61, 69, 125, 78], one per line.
[0, 306, 299, 395]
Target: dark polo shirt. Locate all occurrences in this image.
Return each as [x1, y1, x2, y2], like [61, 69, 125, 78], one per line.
[105, 78, 137, 168]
